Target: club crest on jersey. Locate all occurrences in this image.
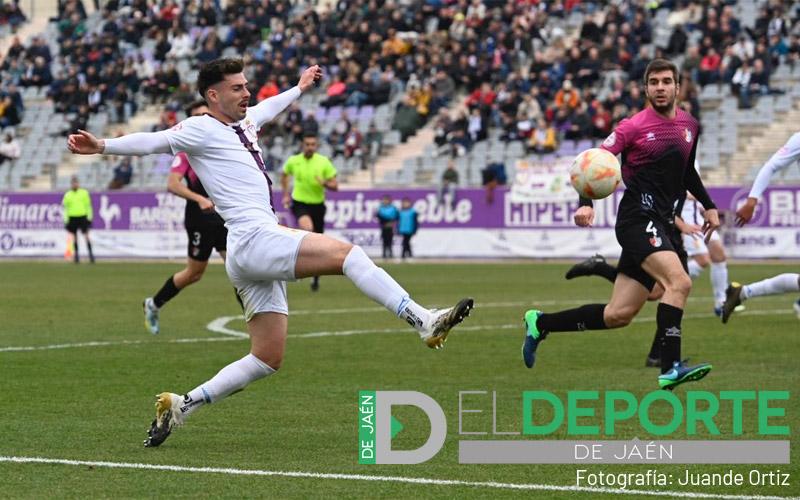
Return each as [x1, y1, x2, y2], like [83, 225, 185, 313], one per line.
[646, 132, 656, 142]
[684, 128, 692, 143]
[649, 236, 662, 248]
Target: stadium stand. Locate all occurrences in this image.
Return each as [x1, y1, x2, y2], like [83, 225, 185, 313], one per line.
[1, 0, 800, 191]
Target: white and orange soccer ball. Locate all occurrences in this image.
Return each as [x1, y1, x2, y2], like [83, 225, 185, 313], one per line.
[569, 148, 621, 200]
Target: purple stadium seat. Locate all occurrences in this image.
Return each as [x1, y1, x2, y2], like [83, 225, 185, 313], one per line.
[344, 106, 358, 118]
[557, 142, 577, 157]
[326, 106, 343, 121]
[357, 105, 374, 120]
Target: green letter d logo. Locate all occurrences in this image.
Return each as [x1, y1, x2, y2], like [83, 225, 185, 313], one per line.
[375, 391, 447, 464]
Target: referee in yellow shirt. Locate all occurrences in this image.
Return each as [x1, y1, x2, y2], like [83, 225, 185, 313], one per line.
[62, 176, 95, 263]
[281, 133, 338, 291]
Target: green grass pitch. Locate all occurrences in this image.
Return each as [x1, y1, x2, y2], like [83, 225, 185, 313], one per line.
[0, 261, 797, 499]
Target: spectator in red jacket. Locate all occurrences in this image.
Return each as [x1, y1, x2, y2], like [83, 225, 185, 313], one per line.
[466, 82, 496, 109]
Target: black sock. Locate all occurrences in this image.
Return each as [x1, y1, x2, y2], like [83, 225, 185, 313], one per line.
[596, 262, 618, 283]
[86, 240, 94, 262]
[73, 239, 79, 262]
[153, 276, 181, 308]
[647, 328, 662, 360]
[313, 276, 320, 286]
[536, 304, 607, 333]
[657, 303, 683, 374]
[233, 287, 244, 312]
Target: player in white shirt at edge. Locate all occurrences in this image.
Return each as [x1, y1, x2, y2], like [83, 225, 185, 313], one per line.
[719, 132, 800, 323]
[68, 58, 474, 447]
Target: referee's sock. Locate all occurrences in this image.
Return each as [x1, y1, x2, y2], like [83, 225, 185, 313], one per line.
[535, 304, 608, 333]
[87, 240, 95, 263]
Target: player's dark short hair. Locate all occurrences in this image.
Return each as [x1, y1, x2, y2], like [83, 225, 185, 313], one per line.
[644, 58, 679, 85]
[197, 58, 244, 98]
[184, 100, 208, 116]
[302, 133, 318, 141]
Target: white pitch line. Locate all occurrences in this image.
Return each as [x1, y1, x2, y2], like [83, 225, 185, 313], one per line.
[205, 316, 249, 338]
[1, 308, 794, 354]
[0, 336, 240, 353]
[0, 456, 792, 500]
[287, 297, 727, 316]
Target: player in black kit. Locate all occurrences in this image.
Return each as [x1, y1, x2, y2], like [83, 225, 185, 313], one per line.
[142, 101, 230, 334]
[521, 59, 720, 390]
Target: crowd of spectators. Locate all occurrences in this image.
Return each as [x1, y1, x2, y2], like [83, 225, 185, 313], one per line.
[1, 0, 568, 162]
[432, 1, 800, 159]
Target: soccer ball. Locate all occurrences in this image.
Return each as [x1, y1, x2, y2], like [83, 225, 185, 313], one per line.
[569, 148, 621, 200]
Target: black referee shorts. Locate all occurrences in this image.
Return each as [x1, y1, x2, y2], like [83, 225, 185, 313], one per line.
[615, 216, 688, 291]
[291, 200, 326, 234]
[65, 216, 91, 234]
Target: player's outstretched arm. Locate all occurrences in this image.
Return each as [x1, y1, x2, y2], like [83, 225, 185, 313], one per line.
[250, 65, 323, 126]
[67, 129, 172, 156]
[67, 130, 104, 155]
[297, 65, 323, 92]
[737, 132, 800, 226]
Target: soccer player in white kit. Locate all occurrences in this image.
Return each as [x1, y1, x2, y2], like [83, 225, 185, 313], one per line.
[720, 131, 800, 323]
[67, 58, 474, 447]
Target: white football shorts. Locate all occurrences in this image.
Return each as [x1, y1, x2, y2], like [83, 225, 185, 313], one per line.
[225, 224, 310, 321]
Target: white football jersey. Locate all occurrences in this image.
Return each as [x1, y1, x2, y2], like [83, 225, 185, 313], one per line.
[748, 131, 800, 199]
[163, 87, 301, 229]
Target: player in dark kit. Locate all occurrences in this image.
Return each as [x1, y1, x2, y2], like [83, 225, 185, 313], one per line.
[142, 100, 230, 334]
[521, 59, 720, 390]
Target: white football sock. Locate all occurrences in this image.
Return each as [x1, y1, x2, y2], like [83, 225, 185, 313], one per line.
[742, 273, 800, 300]
[710, 262, 729, 306]
[687, 259, 703, 278]
[181, 353, 275, 418]
[342, 245, 429, 332]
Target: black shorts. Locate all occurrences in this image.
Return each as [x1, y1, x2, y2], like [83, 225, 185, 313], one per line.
[66, 216, 91, 234]
[291, 200, 326, 233]
[186, 225, 227, 262]
[615, 216, 688, 291]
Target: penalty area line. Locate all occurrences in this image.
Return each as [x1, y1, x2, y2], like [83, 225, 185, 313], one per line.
[0, 456, 791, 500]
